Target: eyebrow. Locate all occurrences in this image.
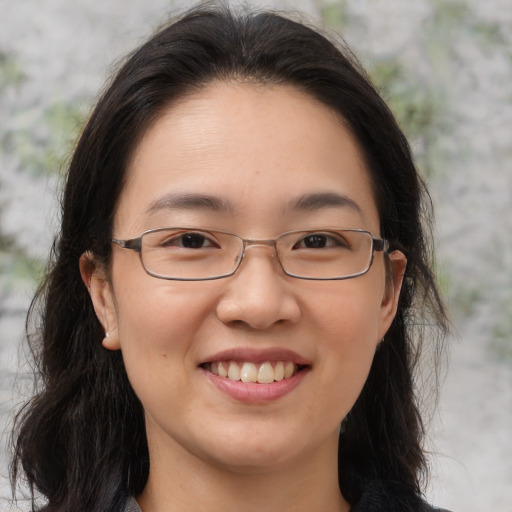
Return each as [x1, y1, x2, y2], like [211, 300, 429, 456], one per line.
[145, 191, 362, 217]
[145, 193, 233, 215]
[287, 192, 363, 214]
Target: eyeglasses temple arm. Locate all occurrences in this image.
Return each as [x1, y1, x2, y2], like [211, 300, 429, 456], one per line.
[111, 237, 142, 252]
[373, 238, 389, 253]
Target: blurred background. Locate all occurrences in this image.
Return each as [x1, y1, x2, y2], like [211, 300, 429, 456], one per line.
[0, 0, 511, 510]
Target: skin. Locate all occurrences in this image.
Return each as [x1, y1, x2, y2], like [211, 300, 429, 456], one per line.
[81, 82, 406, 512]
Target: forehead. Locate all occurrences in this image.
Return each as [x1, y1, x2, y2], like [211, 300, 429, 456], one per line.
[116, 82, 379, 234]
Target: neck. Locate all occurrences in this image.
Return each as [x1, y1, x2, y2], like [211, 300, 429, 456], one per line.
[137, 428, 349, 512]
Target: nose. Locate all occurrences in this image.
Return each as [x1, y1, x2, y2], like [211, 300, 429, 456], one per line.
[215, 244, 301, 329]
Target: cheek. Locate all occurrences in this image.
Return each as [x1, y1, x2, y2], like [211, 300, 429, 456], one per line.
[308, 281, 384, 407]
[111, 259, 216, 360]
[313, 281, 383, 351]
[111, 275, 218, 415]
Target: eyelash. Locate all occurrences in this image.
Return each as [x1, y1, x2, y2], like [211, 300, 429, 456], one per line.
[161, 232, 220, 249]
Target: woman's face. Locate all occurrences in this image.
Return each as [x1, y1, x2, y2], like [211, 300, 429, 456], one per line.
[85, 82, 405, 473]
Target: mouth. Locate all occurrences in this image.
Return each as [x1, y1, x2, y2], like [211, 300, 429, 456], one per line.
[198, 348, 312, 403]
[200, 360, 308, 384]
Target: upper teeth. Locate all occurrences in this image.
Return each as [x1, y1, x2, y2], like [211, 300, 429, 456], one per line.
[209, 361, 296, 383]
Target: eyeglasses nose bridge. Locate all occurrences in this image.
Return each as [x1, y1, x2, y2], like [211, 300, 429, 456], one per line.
[241, 237, 279, 256]
[235, 238, 283, 269]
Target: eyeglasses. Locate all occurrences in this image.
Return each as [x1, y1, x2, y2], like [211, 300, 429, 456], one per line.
[111, 227, 389, 281]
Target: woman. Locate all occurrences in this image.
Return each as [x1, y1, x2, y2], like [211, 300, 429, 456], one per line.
[12, 4, 449, 512]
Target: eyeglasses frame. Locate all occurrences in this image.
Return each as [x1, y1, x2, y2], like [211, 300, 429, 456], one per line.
[111, 227, 389, 281]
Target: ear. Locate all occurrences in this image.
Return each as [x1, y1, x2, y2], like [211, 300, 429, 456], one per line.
[377, 250, 407, 340]
[79, 251, 121, 351]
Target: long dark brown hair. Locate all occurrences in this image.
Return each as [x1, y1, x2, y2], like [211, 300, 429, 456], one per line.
[11, 3, 448, 511]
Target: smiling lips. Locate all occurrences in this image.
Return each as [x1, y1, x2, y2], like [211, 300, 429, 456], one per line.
[204, 360, 298, 384]
[200, 348, 311, 402]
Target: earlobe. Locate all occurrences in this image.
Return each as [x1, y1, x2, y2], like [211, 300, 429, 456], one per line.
[378, 250, 407, 340]
[102, 329, 119, 350]
[79, 252, 121, 351]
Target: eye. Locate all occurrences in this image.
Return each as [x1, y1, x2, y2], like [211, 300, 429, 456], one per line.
[161, 231, 220, 249]
[292, 232, 348, 250]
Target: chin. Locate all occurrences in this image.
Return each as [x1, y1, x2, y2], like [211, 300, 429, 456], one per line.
[194, 423, 316, 473]
[208, 446, 302, 474]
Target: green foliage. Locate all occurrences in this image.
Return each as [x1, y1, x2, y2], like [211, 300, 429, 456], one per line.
[370, 59, 447, 179]
[433, 0, 505, 47]
[0, 44, 85, 177]
[432, 0, 469, 24]
[450, 281, 483, 318]
[473, 21, 506, 47]
[0, 232, 44, 297]
[0, 50, 26, 90]
[319, 0, 348, 28]
[492, 312, 512, 361]
[317, 0, 452, 180]
[42, 100, 85, 175]
[433, 260, 452, 301]
[4, 99, 85, 177]
[317, 1, 512, 367]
